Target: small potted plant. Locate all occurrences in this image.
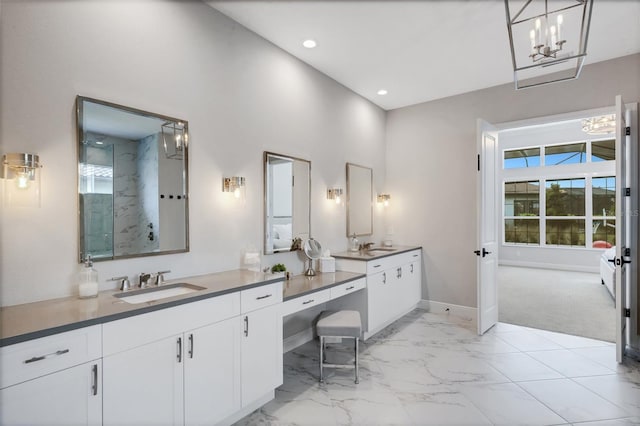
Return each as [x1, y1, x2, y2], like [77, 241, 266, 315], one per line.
[271, 263, 287, 275]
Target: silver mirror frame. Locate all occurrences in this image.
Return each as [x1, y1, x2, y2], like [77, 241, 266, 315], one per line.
[263, 151, 311, 255]
[346, 162, 373, 237]
[76, 95, 190, 262]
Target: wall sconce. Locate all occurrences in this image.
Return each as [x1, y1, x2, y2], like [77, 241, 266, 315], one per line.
[2, 153, 42, 207]
[161, 121, 187, 160]
[327, 188, 343, 204]
[377, 194, 391, 207]
[223, 176, 246, 199]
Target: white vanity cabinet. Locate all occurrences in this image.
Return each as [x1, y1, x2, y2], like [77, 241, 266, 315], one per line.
[240, 282, 283, 407]
[336, 249, 422, 339]
[102, 292, 243, 426]
[0, 325, 102, 426]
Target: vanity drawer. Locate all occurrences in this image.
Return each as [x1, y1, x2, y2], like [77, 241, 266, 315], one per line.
[282, 289, 330, 317]
[0, 325, 101, 389]
[103, 292, 240, 356]
[241, 282, 283, 314]
[330, 277, 366, 299]
[366, 255, 401, 275]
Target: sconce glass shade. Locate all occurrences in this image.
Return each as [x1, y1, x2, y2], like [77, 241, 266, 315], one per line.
[504, 0, 594, 89]
[582, 114, 616, 135]
[377, 193, 391, 207]
[162, 121, 187, 160]
[223, 176, 246, 199]
[2, 153, 42, 207]
[327, 188, 343, 204]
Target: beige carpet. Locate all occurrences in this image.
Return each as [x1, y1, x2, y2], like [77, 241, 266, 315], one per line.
[498, 266, 616, 342]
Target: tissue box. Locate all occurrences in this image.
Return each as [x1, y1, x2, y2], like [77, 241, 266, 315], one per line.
[317, 257, 335, 273]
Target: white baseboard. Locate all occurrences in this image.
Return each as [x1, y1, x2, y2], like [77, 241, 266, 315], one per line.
[499, 260, 599, 274]
[283, 327, 314, 353]
[420, 299, 477, 325]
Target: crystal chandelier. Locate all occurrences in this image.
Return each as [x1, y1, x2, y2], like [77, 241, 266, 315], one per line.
[582, 115, 616, 135]
[505, 0, 594, 89]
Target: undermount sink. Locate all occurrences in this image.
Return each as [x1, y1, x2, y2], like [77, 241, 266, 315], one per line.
[366, 247, 397, 253]
[114, 283, 206, 304]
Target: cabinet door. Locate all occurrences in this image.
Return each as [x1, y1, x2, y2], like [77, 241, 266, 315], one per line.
[103, 335, 184, 426]
[0, 361, 101, 426]
[184, 316, 241, 425]
[367, 269, 394, 333]
[241, 303, 283, 406]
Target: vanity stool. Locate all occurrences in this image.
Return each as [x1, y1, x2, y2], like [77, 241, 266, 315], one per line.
[317, 310, 362, 384]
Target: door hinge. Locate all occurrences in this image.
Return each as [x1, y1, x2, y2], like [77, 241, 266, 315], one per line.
[625, 308, 631, 318]
[625, 126, 631, 136]
[477, 154, 480, 171]
[625, 188, 631, 196]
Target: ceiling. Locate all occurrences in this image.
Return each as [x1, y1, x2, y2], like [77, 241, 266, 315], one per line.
[208, 1, 640, 111]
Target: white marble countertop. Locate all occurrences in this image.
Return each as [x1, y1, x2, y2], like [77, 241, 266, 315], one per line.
[0, 269, 283, 347]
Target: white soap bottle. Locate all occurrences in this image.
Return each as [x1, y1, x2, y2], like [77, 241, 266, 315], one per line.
[78, 255, 99, 299]
[349, 233, 360, 252]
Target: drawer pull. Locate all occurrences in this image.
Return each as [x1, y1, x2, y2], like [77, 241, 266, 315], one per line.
[188, 333, 194, 359]
[410, 264, 414, 273]
[413, 254, 419, 257]
[244, 316, 249, 337]
[177, 337, 182, 363]
[345, 286, 355, 290]
[302, 299, 315, 305]
[382, 272, 386, 284]
[373, 264, 382, 268]
[24, 349, 70, 364]
[256, 294, 272, 300]
[91, 364, 98, 396]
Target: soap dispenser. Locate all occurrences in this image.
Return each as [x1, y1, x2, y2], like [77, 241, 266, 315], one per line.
[78, 255, 99, 299]
[349, 233, 360, 252]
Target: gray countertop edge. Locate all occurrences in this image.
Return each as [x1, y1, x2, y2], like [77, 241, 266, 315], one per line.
[332, 246, 422, 261]
[282, 273, 366, 302]
[0, 276, 285, 348]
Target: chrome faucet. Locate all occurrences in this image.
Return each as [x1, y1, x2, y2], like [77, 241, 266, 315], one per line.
[138, 273, 152, 288]
[359, 242, 375, 251]
[154, 270, 171, 286]
[109, 275, 130, 291]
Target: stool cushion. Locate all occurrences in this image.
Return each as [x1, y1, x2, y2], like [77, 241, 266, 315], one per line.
[317, 310, 361, 338]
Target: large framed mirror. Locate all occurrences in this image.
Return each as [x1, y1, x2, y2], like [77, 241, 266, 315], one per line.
[76, 96, 189, 262]
[264, 152, 311, 254]
[346, 162, 373, 237]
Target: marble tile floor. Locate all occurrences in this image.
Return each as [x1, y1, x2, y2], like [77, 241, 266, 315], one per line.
[234, 309, 640, 426]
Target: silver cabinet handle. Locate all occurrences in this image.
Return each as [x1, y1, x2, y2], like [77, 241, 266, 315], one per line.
[244, 316, 249, 337]
[412, 254, 419, 258]
[346, 286, 355, 290]
[373, 264, 381, 268]
[91, 364, 98, 396]
[188, 334, 194, 359]
[397, 267, 402, 279]
[24, 349, 69, 364]
[256, 294, 272, 300]
[382, 272, 386, 284]
[302, 299, 315, 305]
[410, 264, 414, 273]
[177, 337, 182, 363]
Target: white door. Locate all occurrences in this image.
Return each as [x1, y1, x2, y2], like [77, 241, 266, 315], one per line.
[615, 95, 631, 363]
[241, 304, 283, 406]
[477, 119, 499, 335]
[103, 335, 184, 425]
[0, 361, 102, 426]
[184, 317, 241, 425]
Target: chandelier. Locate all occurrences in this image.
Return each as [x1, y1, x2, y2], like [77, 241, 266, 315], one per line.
[582, 114, 616, 135]
[505, 0, 594, 89]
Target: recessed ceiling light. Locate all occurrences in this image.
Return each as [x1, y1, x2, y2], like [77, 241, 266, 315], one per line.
[377, 89, 388, 96]
[302, 39, 317, 49]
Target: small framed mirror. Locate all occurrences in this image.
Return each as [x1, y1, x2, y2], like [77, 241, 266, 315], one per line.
[346, 162, 373, 237]
[76, 96, 189, 262]
[264, 152, 311, 254]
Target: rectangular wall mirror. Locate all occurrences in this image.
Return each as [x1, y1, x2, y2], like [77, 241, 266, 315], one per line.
[264, 152, 311, 254]
[346, 162, 373, 237]
[76, 96, 189, 262]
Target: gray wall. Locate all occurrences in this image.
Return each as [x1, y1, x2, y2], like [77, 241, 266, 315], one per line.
[386, 53, 640, 309]
[0, 0, 386, 305]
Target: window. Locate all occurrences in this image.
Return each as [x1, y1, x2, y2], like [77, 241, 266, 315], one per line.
[592, 139, 615, 162]
[592, 176, 616, 246]
[504, 181, 540, 244]
[504, 148, 540, 169]
[545, 143, 587, 166]
[546, 219, 585, 247]
[545, 178, 585, 216]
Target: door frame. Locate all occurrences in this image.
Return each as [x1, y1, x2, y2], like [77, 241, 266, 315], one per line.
[477, 103, 638, 359]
